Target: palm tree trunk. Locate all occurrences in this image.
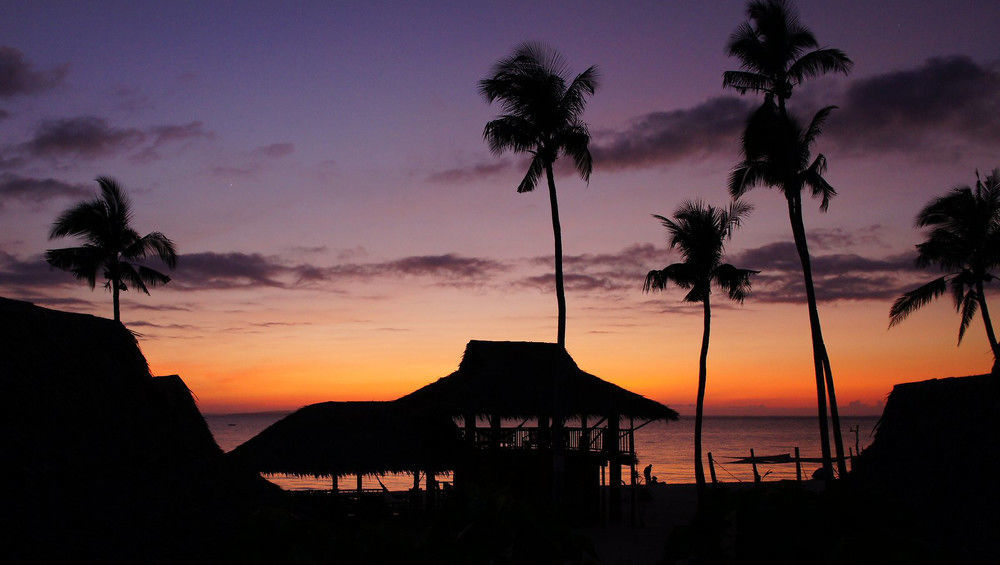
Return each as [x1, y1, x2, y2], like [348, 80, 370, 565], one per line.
[821, 349, 849, 477]
[974, 280, 1000, 374]
[786, 193, 834, 480]
[112, 278, 121, 323]
[544, 164, 567, 348]
[695, 294, 710, 498]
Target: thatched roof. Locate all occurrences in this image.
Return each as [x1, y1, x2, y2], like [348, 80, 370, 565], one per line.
[0, 297, 221, 472]
[229, 401, 461, 477]
[396, 340, 678, 421]
[1, 297, 278, 562]
[152, 374, 223, 460]
[858, 373, 1000, 481]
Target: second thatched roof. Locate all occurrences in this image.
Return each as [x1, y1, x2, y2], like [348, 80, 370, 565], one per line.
[228, 401, 461, 477]
[397, 340, 678, 421]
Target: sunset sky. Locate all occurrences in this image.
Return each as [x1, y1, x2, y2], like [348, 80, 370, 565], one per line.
[2, 1, 999, 415]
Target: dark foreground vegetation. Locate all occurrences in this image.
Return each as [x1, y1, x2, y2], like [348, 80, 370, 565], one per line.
[662, 374, 1000, 564]
[1, 297, 597, 564]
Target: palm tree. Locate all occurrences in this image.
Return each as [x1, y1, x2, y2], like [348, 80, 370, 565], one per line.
[724, 0, 852, 479]
[729, 99, 844, 478]
[723, 0, 852, 114]
[644, 200, 757, 498]
[480, 43, 598, 348]
[46, 177, 177, 323]
[890, 169, 1000, 374]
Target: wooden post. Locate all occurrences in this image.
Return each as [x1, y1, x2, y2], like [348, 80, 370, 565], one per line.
[795, 447, 802, 482]
[490, 414, 501, 449]
[356, 472, 363, 494]
[413, 470, 420, 490]
[750, 449, 761, 484]
[707, 452, 718, 485]
[630, 461, 638, 527]
[426, 470, 436, 508]
[606, 413, 621, 523]
[849, 447, 855, 472]
[580, 414, 589, 452]
[332, 473, 339, 493]
[464, 413, 476, 447]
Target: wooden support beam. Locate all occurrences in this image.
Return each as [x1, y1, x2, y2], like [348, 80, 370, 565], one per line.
[795, 447, 802, 481]
[707, 452, 718, 485]
[751, 449, 761, 484]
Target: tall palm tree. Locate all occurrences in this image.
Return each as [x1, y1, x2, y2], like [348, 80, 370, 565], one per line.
[644, 200, 757, 498]
[723, 0, 852, 114]
[480, 43, 598, 348]
[724, 0, 852, 478]
[46, 176, 177, 323]
[729, 99, 843, 478]
[890, 169, 1000, 374]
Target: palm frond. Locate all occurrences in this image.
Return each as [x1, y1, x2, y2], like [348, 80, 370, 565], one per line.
[802, 106, 837, 147]
[803, 154, 836, 212]
[562, 66, 600, 118]
[889, 276, 949, 327]
[957, 288, 979, 344]
[787, 48, 853, 84]
[643, 263, 696, 293]
[722, 70, 772, 94]
[483, 115, 538, 156]
[45, 246, 105, 289]
[714, 263, 759, 303]
[558, 123, 593, 182]
[517, 154, 545, 193]
[48, 199, 107, 241]
[125, 232, 178, 267]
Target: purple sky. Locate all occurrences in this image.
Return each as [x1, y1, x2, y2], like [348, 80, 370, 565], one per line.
[2, 1, 999, 413]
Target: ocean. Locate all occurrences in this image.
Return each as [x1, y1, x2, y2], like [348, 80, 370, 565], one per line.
[206, 413, 880, 491]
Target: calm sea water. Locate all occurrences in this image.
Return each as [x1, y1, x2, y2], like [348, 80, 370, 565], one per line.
[206, 413, 879, 491]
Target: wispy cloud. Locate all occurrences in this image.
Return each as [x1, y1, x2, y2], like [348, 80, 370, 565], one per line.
[17, 116, 212, 162]
[0, 46, 67, 98]
[0, 173, 90, 209]
[824, 55, 1000, 154]
[590, 96, 751, 169]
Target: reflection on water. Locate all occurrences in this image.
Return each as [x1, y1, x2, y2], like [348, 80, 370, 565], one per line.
[206, 413, 878, 490]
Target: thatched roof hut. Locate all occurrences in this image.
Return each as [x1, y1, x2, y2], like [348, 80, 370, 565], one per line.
[396, 340, 677, 421]
[0, 297, 274, 562]
[0, 297, 221, 473]
[229, 401, 461, 477]
[857, 373, 999, 482]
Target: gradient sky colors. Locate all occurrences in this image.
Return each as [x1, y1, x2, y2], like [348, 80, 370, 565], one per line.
[2, 1, 999, 414]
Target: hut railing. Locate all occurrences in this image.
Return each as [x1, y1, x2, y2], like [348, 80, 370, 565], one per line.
[457, 425, 634, 454]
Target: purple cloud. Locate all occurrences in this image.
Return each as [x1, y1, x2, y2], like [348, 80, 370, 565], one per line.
[590, 96, 751, 169]
[251, 142, 295, 159]
[0, 46, 67, 98]
[0, 173, 90, 209]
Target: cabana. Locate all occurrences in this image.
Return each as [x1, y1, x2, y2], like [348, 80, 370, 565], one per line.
[397, 340, 678, 520]
[229, 401, 461, 494]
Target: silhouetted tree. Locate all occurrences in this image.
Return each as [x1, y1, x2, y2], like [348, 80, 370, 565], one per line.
[725, 0, 852, 479]
[890, 169, 1000, 374]
[729, 98, 844, 478]
[480, 43, 598, 348]
[644, 200, 757, 498]
[46, 177, 177, 323]
[724, 0, 851, 113]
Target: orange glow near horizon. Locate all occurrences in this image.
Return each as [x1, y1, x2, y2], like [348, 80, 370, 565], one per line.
[141, 288, 996, 416]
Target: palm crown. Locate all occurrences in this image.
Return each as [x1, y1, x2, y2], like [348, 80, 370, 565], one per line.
[729, 98, 837, 211]
[479, 42, 598, 192]
[890, 170, 1000, 346]
[45, 177, 177, 322]
[644, 200, 757, 302]
[723, 0, 852, 103]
